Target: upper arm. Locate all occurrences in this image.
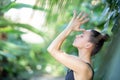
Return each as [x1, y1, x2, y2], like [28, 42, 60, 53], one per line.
[48, 50, 85, 72]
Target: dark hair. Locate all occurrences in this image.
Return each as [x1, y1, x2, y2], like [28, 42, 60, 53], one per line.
[89, 30, 109, 56]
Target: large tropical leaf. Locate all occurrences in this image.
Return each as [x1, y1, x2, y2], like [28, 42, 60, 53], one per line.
[1, 1, 48, 12]
[0, 17, 46, 38]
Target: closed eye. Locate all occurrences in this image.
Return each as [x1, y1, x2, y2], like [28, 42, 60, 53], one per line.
[80, 34, 84, 37]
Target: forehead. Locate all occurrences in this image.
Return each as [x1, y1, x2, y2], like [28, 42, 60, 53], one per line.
[83, 30, 91, 35]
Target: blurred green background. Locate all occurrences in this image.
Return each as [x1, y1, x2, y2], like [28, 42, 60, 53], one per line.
[0, 0, 120, 80]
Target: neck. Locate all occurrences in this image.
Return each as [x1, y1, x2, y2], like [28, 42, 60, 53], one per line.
[78, 49, 92, 64]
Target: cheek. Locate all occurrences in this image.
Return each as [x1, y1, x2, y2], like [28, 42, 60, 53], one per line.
[73, 38, 85, 47]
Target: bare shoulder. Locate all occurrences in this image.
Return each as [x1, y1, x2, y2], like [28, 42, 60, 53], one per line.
[74, 60, 90, 72]
[74, 62, 93, 80]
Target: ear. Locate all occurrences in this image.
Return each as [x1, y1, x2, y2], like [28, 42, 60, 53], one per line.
[85, 42, 93, 49]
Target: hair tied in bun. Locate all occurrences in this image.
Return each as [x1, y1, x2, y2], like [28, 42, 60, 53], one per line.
[102, 34, 110, 41]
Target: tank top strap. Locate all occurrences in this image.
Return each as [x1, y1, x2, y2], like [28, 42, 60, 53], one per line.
[86, 63, 94, 80]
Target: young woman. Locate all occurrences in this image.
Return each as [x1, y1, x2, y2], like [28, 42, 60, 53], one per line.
[47, 10, 109, 80]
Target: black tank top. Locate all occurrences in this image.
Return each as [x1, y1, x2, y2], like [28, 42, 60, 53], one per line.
[65, 63, 94, 80]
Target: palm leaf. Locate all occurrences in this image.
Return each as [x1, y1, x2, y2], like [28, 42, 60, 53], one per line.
[0, 17, 46, 38]
[1, 2, 48, 12]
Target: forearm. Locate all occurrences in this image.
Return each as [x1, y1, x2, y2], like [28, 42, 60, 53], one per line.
[47, 26, 72, 53]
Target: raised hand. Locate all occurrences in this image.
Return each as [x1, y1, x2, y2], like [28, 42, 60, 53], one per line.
[67, 10, 89, 31]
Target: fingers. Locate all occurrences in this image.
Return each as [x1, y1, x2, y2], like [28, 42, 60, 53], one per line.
[81, 18, 89, 24]
[73, 10, 77, 18]
[77, 12, 89, 24]
[75, 11, 89, 22]
[77, 12, 83, 19]
[73, 10, 89, 21]
[79, 14, 88, 21]
[70, 10, 89, 31]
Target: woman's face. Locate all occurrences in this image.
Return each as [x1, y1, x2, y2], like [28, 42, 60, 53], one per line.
[73, 30, 92, 49]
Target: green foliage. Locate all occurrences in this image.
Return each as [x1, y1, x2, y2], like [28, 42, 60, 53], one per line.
[0, 0, 48, 79]
[93, 0, 120, 80]
[0, 39, 31, 79]
[0, 0, 47, 13]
